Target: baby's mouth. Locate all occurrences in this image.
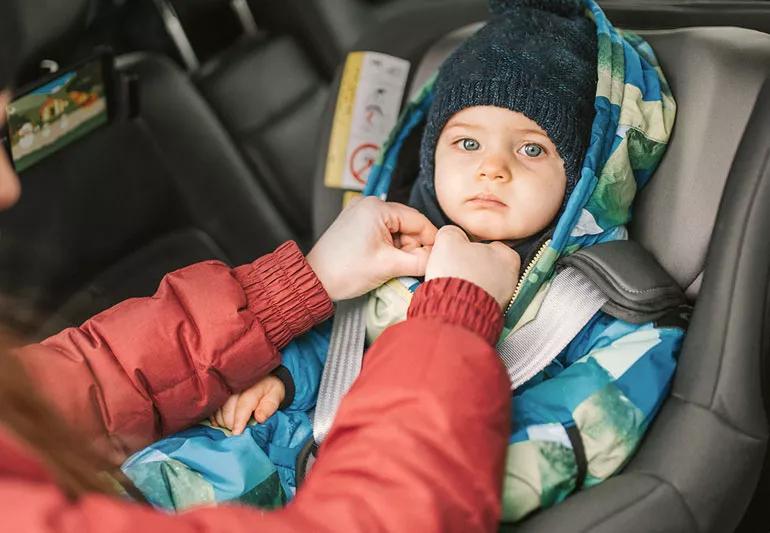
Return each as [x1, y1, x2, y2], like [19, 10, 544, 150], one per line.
[466, 193, 507, 208]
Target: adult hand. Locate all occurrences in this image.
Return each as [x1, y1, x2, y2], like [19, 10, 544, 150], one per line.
[307, 197, 437, 301]
[425, 225, 521, 308]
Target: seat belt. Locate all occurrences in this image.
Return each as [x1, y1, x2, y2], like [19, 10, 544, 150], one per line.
[309, 267, 607, 452]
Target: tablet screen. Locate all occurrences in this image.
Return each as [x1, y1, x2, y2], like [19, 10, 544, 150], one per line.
[4, 56, 110, 172]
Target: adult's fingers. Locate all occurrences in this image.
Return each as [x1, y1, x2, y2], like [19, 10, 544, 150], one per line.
[490, 242, 522, 275]
[383, 246, 432, 279]
[383, 202, 438, 246]
[398, 233, 425, 251]
[435, 224, 470, 244]
[489, 240, 519, 258]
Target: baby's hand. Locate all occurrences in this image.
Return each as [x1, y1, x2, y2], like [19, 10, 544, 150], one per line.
[210, 375, 286, 436]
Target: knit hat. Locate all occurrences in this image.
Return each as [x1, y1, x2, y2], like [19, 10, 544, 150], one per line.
[0, 3, 21, 91]
[410, 0, 597, 234]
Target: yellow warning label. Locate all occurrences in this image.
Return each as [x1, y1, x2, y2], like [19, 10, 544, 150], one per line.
[323, 51, 410, 191]
[324, 52, 364, 188]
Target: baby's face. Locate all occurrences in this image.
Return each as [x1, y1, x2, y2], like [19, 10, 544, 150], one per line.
[434, 106, 566, 241]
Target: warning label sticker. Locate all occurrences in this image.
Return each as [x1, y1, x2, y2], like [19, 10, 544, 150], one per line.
[324, 52, 410, 191]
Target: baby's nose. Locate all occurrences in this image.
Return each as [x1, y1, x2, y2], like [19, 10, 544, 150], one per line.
[479, 171, 509, 181]
[478, 159, 512, 182]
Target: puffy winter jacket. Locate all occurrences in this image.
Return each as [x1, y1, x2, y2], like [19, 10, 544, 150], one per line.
[0, 241, 511, 532]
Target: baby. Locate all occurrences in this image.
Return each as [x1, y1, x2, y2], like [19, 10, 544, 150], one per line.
[211, 0, 596, 434]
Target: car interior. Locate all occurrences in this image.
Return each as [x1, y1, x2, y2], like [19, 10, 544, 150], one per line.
[1, 0, 770, 531]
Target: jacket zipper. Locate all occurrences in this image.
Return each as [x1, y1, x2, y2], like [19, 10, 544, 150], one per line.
[505, 239, 552, 316]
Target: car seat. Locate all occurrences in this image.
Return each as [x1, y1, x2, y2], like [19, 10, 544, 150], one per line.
[188, 0, 486, 246]
[312, 4, 770, 532]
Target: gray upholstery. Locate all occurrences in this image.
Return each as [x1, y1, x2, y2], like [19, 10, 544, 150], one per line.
[249, 0, 485, 78]
[632, 28, 770, 296]
[599, 0, 770, 36]
[197, 0, 485, 246]
[16, 0, 92, 62]
[196, 36, 330, 245]
[313, 8, 770, 532]
[119, 52, 294, 262]
[560, 240, 687, 324]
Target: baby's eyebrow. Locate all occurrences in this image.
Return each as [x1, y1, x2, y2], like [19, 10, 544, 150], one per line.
[516, 128, 550, 138]
[444, 121, 482, 131]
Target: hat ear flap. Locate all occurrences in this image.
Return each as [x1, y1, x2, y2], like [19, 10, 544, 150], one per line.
[489, 0, 584, 17]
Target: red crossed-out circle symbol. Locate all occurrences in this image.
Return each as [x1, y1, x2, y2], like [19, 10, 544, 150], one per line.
[349, 142, 379, 185]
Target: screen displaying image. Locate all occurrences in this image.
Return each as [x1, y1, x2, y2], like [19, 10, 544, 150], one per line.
[5, 58, 109, 172]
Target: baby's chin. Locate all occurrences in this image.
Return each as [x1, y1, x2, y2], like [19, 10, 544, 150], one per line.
[446, 207, 546, 242]
[454, 217, 524, 242]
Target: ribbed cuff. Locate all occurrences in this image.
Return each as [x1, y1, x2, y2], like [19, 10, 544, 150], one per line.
[234, 241, 334, 349]
[271, 365, 295, 410]
[407, 278, 503, 345]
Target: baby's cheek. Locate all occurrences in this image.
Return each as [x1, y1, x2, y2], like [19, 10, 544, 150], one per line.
[434, 177, 460, 211]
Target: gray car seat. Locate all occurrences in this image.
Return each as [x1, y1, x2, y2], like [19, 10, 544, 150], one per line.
[148, 0, 770, 250]
[312, 6, 770, 533]
[0, 0, 294, 338]
[189, 0, 486, 247]
[249, 0, 486, 78]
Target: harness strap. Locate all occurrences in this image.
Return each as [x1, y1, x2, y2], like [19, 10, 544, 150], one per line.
[499, 267, 608, 389]
[312, 267, 607, 447]
[312, 296, 368, 445]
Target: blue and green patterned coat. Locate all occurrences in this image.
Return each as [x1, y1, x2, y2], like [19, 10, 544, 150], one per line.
[123, 0, 682, 522]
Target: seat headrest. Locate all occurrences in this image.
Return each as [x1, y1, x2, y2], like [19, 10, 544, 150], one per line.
[11, 0, 92, 67]
[631, 28, 770, 298]
[409, 24, 770, 299]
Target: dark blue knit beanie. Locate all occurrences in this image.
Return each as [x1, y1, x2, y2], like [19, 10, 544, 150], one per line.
[410, 0, 597, 235]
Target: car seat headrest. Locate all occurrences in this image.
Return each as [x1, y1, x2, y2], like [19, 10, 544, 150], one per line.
[408, 23, 482, 101]
[630, 28, 770, 299]
[408, 24, 770, 300]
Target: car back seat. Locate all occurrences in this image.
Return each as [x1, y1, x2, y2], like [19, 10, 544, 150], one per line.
[249, 0, 483, 79]
[0, 0, 294, 338]
[190, 0, 484, 247]
[312, 5, 770, 532]
[194, 33, 330, 247]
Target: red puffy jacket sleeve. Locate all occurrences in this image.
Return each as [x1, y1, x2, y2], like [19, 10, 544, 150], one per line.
[1, 276, 510, 533]
[12, 241, 333, 461]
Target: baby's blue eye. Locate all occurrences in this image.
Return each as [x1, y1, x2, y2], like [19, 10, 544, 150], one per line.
[523, 143, 544, 157]
[460, 138, 480, 151]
